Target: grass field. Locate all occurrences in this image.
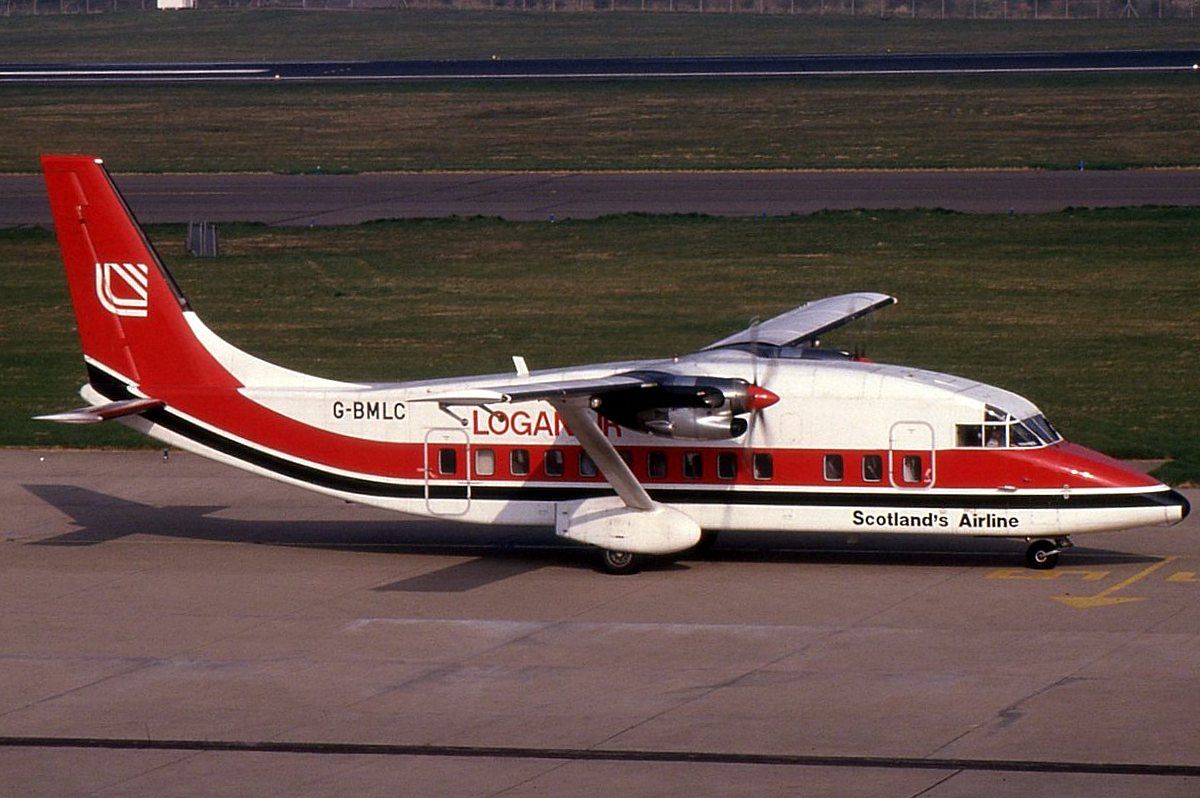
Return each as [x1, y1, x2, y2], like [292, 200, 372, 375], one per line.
[5, 209, 1197, 483]
[2, 11, 1199, 62]
[5, 74, 1199, 172]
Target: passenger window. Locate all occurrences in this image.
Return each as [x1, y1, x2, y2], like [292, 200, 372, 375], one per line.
[648, 451, 667, 479]
[545, 449, 564, 477]
[474, 448, 495, 477]
[823, 454, 844, 482]
[902, 455, 922, 483]
[717, 452, 738, 480]
[956, 424, 983, 448]
[619, 450, 634, 468]
[862, 454, 883, 482]
[438, 448, 457, 476]
[683, 452, 703, 479]
[753, 452, 774, 480]
[579, 451, 598, 477]
[510, 449, 530, 476]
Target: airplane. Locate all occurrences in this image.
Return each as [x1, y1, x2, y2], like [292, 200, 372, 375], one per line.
[37, 154, 1190, 574]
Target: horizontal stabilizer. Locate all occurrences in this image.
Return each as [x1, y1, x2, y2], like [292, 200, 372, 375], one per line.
[35, 397, 163, 425]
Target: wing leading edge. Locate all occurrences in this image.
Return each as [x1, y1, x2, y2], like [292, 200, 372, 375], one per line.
[702, 292, 896, 351]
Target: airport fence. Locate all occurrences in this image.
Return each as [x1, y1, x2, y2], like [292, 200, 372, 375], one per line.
[3, 0, 1196, 16]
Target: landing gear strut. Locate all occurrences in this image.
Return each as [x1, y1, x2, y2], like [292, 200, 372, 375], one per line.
[599, 549, 643, 575]
[1025, 538, 1072, 570]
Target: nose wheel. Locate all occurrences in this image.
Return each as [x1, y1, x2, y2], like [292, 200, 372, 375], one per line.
[1025, 538, 1071, 570]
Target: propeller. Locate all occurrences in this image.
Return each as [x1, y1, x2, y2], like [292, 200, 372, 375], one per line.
[748, 315, 762, 386]
[743, 316, 778, 444]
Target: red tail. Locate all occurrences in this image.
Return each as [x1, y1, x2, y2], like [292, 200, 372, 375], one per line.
[41, 155, 234, 392]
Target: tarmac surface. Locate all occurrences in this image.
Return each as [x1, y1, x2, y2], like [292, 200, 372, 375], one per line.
[5, 169, 1200, 226]
[3, 50, 1199, 84]
[2, 448, 1198, 796]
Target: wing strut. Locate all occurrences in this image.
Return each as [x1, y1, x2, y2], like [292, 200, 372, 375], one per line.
[549, 398, 654, 512]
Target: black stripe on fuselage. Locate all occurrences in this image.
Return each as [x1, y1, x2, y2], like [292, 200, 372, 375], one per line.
[85, 364, 1183, 513]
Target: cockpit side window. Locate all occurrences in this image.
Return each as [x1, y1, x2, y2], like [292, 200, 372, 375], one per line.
[956, 424, 983, 448]
[957, 408, 1061, 449]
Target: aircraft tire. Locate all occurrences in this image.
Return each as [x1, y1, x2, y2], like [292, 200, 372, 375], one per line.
[599, 549, 643, 575]
[1025, 539, 1060, 570]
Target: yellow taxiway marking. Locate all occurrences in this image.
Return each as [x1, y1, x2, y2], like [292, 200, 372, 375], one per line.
[987, 568, 1110, 582]
[1053, 556, 1179, 609]
[1166, 571, 1198, 583]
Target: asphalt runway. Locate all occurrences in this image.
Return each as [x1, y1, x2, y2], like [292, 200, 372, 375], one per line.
[5, 169, 1200, 227]
[3, 50, 1199, 84]
[2, 449, 1198, 796]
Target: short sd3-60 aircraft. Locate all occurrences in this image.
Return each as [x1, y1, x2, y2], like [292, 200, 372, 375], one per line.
[39, 155, 1189, 573]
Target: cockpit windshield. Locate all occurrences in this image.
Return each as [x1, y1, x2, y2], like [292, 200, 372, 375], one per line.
[956, 406, 1062, 449]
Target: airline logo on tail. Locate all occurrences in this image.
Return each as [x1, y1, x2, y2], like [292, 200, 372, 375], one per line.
[95, 261, 149, 317]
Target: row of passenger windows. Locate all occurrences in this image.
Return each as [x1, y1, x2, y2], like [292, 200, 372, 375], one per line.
[437, 448, 775, 480]
[822, 453, 925, 484]
[438, 448, 925, 484]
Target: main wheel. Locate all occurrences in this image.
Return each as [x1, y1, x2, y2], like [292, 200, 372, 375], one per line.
[599, 549, 643, 575]
[1025, 539, 1060, 570]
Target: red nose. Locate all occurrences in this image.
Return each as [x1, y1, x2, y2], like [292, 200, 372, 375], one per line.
[746, 385, 780, 411]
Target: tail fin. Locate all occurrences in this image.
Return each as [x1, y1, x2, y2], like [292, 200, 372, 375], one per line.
[41, 154, 234, 392]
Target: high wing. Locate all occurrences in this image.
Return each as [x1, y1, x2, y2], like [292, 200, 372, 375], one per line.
[702, 292, 896, 351]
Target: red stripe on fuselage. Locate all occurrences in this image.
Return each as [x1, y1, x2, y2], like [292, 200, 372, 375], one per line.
[141, 382, 1158, 492]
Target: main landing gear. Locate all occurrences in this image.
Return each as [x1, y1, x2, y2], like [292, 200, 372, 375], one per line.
[599, 549, 644, 575]
[1025, 538, 1073, 570]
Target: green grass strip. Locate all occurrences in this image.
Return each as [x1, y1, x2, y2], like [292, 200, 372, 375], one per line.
[4, 75, 1200, 173]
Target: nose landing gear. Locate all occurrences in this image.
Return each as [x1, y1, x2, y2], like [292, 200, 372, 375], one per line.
[1025, 537, 1073, 570]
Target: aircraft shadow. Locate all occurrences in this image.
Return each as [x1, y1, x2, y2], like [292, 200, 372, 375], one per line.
[22, 483, 1159, 591]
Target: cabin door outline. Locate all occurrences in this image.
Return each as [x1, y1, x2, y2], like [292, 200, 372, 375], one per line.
[424, 428, 471, 515]
[888, 421, 936, 489]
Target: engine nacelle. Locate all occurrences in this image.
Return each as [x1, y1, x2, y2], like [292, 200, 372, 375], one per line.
[590, 372, 761, 440]
[642, 406, 748, 440]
